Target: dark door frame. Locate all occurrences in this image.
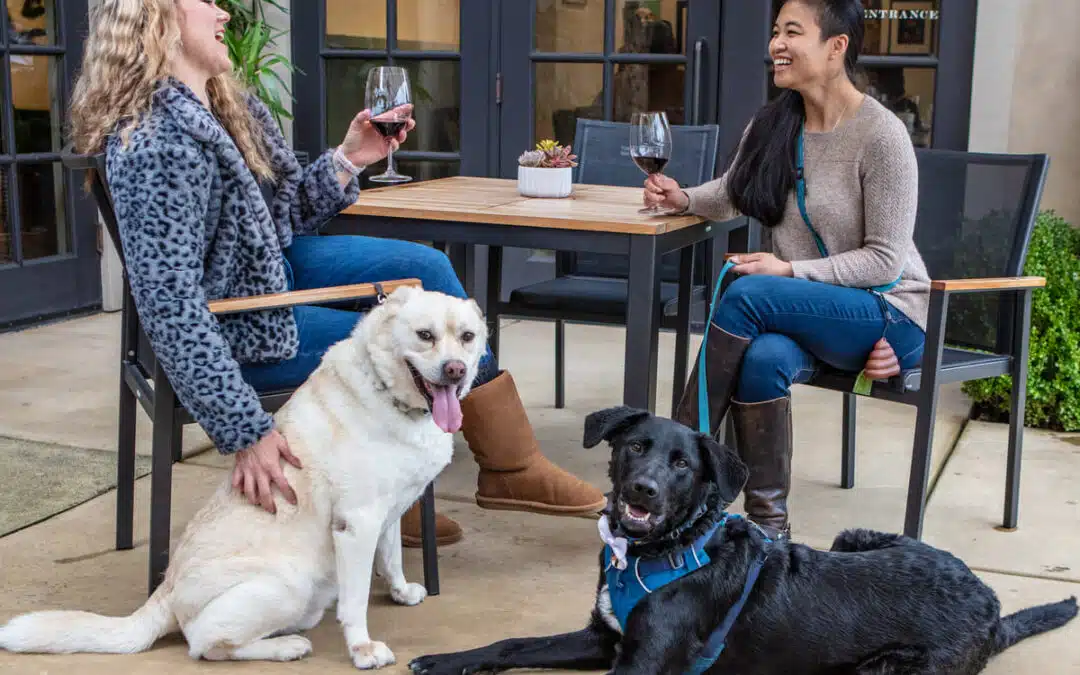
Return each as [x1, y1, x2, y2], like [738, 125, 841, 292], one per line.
[0, 0, 100, 329]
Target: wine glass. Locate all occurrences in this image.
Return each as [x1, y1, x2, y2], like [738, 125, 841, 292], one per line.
[365, 65, 413, 184]
[630, 111, 673, 213]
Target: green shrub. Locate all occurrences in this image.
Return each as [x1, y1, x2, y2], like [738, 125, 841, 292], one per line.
[963, 210, 1080, 431]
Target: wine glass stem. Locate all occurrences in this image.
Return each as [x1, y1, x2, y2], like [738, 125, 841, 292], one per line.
[386, 148, 397, 174]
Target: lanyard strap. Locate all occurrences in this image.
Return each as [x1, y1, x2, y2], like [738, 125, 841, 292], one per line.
[795, 125, 901, 294]
[698, 259, 737, 435]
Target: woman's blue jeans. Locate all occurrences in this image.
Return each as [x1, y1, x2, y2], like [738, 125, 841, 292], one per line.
[239, 234, 495, 391]
[712, 275, 926, 403]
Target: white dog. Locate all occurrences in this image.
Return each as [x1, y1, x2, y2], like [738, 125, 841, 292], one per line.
[0, 286, 489, 669]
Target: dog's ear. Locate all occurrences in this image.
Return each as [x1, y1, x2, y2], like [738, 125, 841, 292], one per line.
[385, 284, 421, 305]
[698, 435, 748, 506]
[583, 406, 650, 448]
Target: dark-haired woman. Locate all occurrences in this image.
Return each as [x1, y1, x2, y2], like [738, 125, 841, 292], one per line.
[644, 0, 930, 539]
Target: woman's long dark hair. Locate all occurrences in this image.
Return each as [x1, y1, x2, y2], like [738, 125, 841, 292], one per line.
[724, 0, 864, 227]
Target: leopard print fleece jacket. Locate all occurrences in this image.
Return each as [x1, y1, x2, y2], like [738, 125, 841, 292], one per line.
[105, 78, 360, 454]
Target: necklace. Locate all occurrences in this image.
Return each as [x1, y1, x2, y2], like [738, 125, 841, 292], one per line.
[831, 101, 850, 131]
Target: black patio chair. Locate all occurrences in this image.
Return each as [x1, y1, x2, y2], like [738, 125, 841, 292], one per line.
[495, 118, 724, 413]
[62, 150, 441, 596]
[732, 148, 1050, 541]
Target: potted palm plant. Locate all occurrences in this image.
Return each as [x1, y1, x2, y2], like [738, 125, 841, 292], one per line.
[517, 139, 578, 198]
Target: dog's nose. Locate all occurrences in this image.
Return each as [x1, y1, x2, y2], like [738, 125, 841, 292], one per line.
[631, 478, 659, 498]
[442, 359, 467, 383]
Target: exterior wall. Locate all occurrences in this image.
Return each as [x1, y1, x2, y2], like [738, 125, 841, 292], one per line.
[969, 0, 1080, 227]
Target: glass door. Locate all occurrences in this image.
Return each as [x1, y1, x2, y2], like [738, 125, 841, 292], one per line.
[0, 0, 100, 328]
[494, 0, 722, 294]
[291, 0, 495, 186]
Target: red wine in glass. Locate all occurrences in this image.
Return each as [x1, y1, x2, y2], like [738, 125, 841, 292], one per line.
[371, 119, 408, 137]
[365, 66, 413, 184]
[631, 111, 673, 213]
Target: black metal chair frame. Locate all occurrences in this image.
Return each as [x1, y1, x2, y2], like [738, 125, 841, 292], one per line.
[62, 151, 442, 596]
[494, 119, 739, 415]
[728, 148, 1050, 541]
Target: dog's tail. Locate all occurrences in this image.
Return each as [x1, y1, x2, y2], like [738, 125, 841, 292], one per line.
[0, 582, 176, 654]
[994, 596, 1078, 654]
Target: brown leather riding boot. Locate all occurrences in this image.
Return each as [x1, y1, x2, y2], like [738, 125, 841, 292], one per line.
[461, 370, 607, 517]
[730, 395, 794, 540]
[672, 324, 752, 436]
[400, 499, 463, 548]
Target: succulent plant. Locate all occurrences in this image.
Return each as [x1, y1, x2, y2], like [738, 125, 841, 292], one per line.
[518, 139, 579, 168]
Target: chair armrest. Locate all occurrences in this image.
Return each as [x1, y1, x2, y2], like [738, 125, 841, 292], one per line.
[930, 276, 1046, 293]
[207, 278, 422, 316]
[60, 150, 97, 171]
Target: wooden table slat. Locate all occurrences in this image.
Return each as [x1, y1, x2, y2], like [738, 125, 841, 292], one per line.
[344, 176, 705, 235]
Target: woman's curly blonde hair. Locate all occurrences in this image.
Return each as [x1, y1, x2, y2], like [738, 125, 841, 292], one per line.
[68, 0, 273, 179]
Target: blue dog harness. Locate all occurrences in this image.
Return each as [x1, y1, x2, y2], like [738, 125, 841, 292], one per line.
[601, 513, 770, 673]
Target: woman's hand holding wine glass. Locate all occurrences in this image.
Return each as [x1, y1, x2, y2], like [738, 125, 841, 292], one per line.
[365, 65, 415, 184]
[339, 104, 415, 169]
[631, 111, 673, 213]
[642, 173, 689, 212]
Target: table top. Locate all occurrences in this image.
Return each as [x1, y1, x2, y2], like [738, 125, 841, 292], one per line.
[342, 176, 706, 235]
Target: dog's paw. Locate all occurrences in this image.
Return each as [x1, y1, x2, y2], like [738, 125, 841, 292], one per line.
[409, 654, 480, 675]
[390, 582, 427, 606]
[272, 635, 314, 661]
[351, 640, 395, 669]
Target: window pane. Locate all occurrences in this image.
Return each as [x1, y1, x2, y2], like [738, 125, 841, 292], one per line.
[535, 62, 603, 148]
[397, 0, 459, 51]
[7, 0, 58, 46]
[614, 0, 688, 56]
[863, 66, 935, 147]
[861, 0, 940, 57]
[612, 62, 686, 124]
[326, 59, 460, 154]
[326, 0, 387, 49]
[17, 162, 68, 261]
[11, 55, 63, 153]
[536, 0, 603, 53]
[0, 168, 10, 264]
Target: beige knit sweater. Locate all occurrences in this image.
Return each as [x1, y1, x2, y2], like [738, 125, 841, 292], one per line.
[683, 95, 931, 331]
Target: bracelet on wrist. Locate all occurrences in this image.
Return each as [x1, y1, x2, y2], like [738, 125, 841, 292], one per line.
[333, 146, 364, 177]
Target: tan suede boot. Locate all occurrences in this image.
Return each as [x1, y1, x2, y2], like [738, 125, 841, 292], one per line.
[461, 370, 607, 516]
[399, 499, 463, 548]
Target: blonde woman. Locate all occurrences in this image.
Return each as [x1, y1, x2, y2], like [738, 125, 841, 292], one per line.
[69, 0, 604, 547]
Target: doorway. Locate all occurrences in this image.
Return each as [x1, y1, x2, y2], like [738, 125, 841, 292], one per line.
[0, 0, 100, 328]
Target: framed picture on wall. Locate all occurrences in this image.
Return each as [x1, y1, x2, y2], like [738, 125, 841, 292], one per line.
[888, 0, 936, 55]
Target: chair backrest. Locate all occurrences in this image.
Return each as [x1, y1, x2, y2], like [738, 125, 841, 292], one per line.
[910, 148, 1049, 353]
[564, 118, 721, 282]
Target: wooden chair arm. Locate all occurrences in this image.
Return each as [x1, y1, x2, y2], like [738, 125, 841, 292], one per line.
[207, 278, 422, 316]
[930, 277, 1046, 292]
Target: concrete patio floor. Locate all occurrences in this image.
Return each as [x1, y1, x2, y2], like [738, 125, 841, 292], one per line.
[1, 310, 1078, 673]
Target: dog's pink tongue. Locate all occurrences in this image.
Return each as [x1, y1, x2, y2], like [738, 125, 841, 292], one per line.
[431, 385, 463, 433]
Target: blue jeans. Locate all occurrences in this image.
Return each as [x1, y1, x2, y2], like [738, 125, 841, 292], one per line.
[239, 235, 495, 391]
[712, 275, 926, 403]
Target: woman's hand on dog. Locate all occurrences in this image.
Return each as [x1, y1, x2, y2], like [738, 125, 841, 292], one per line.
[232, 429, 303, 514]
[643, 174, 690, 212]
[863, 338, 901, 380]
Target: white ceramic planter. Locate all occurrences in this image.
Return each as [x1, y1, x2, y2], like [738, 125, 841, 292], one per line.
[517, 166, 572, 198]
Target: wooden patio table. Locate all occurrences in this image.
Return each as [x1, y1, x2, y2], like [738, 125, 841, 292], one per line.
[325, 175, 734, 413]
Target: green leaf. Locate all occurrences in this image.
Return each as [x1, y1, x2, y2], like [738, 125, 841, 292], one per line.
[853, 370, 873, 396]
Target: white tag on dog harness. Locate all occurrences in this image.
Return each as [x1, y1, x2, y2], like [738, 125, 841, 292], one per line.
[598, 514, 629, 570]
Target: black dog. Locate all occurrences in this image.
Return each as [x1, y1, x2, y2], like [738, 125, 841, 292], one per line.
[410, 406, 1077, 674]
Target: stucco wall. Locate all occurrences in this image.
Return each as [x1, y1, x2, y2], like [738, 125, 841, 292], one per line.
[970, 0, 1080, 227]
